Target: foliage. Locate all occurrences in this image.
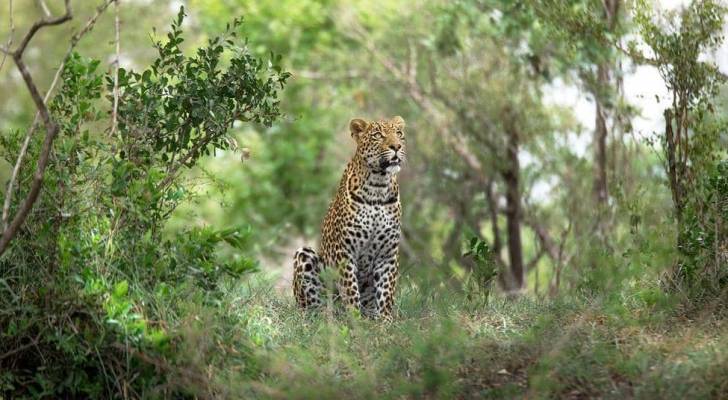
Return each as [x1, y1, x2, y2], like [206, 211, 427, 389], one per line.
[675, 159, 728, 304]
[175, 0, 350, 244]
[0, 9, 286, 397]
[463, 236, 499, 300]
[633, 0, 727, 302]
[194, 277, 728, 399]
[0, 0, 727, 398]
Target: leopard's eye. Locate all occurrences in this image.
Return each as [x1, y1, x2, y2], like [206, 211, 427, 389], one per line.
[372, 130, 385, 139]
[396, 129, 404, 139]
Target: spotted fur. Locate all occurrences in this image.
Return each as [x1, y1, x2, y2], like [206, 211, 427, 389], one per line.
[293, 116, 406, 320]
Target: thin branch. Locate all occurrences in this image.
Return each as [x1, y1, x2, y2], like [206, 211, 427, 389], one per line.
[523, 214, 561, 262]
[0, 0, 14, 72]
[110, 0, 121, 136]
[0, 56, 61, 255]
[526, 247, 546, 271]
[407, 40, 417, 84]
[2, 130, 32, 231]
[293, 69, 361, 80]
[155, 135, 217, 191]
[614, 42, 659, 67]
[0, 1, 115, 256]
[154, 106, 254, 192]
[0, 333, 41, 360]
[37, 0, 52, 18]
[13, 0, 72, 57]
[70, 0, 114, 46]
[346, 24, 491, 185]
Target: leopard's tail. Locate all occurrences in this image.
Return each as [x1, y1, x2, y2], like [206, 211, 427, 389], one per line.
[292, 247, 323, 308]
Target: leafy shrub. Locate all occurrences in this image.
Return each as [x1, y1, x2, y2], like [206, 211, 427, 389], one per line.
[0, 7, 287, 398]
[672, 160, 728, 307]
[463, 236, 499, 301]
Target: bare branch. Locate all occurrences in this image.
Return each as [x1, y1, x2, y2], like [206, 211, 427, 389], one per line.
[2, 128, 32, 231]
[0, 333, 41, 361]
[0, 0, 114, 256]
[13, 0, 72, 57]
[0, 57, 61, 255]
[2, 0, 114, 231]
[71, 1, 115, 45]
[346, 24, 491, 185]
[37, 0, 52, 18]
[110, 0, 121, 136]
[407, 40, 417, 84]
[0, 0, 14, 72]
[523, 214, 561, 262]
[294, 69, 361, 80]
[614, 42, 659, 67]
[526, 247, 546, 271]
[3, 0, 114, 231]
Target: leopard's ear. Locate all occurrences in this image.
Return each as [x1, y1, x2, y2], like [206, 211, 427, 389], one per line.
[391, 116, 405, 130]
[350, 118, 369, 139]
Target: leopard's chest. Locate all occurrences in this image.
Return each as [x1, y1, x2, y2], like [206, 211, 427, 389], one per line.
[349, 202, 400, 264]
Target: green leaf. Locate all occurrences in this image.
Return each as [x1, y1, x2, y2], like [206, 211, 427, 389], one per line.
[113, 280, 129, 298]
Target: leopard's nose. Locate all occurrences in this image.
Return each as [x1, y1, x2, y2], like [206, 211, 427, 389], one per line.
[389, 144, 402, 152]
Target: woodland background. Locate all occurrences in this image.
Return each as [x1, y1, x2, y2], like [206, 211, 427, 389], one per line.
[0, 0, 726, 398]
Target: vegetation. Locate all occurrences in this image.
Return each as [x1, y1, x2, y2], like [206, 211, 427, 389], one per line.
[0, 0, 725, 398]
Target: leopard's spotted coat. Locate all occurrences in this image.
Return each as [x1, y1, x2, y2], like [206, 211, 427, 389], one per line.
[293, 116, 406, 320]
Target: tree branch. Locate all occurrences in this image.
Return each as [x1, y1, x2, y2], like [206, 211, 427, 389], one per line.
[523, 214, 561, 262]
[0, 0, 14, 72]
[526, 247, 545, 271]
[37, 0, 52, 18]
[0, 1, 118, 256]
[2, 0, 115, 233]
[0, 55, 61, 255]
[346, 25, 491, 185]
[13, 0, 72, 57]
[2, 127, 32, 231]
[110, 0, 121, 136]
[614, 42, 659, 67]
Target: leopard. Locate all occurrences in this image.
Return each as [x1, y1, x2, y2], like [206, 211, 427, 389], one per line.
[292, 116, 406, 321]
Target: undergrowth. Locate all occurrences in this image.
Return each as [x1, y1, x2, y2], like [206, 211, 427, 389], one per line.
[186, 274, 728, 399]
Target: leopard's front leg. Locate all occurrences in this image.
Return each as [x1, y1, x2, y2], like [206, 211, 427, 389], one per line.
[336, 255, 362, 312]
[374, 257, 398, 321]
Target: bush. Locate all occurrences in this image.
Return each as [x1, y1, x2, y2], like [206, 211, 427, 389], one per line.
[0, 7, 288, 398]
[671, 160, 728, 307]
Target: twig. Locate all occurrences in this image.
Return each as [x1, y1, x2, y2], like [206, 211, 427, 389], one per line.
[293, 69, 361, 80]
[37, 0, 52, 18]
[526, 247, 546, 271]
[110, 0, 121, 136]
[13, 0, 72, 57]
[346, 21, 492, 185]
[614, 41, 659, 66]
[2, 128, 32, 231]
[155, 107, 252, 192]
[0, 0, 14, 72]
[69, 0, 115, 47]
[110, 343, 212, 391]
[0, 333, 41, 360]
[155, 134, 216, 191]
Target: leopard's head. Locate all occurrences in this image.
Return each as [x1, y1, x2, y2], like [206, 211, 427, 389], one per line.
[350, 116, 406, 174]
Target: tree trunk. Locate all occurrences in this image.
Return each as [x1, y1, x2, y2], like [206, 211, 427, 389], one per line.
[664, 108, 682, 224]
[502, 122, 524, 291]
[593, 64, 609, 208]
[592, 0, 620, 234]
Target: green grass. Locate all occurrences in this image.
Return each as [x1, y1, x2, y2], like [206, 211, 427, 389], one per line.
[187, 276, 728, 399]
